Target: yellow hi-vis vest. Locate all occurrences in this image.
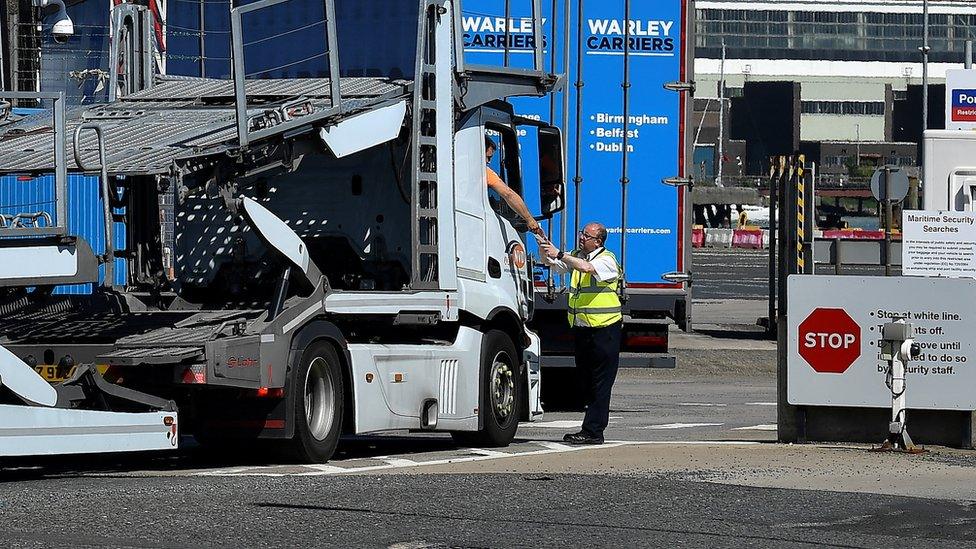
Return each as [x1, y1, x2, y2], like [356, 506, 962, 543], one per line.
[567, 248, 622, 328]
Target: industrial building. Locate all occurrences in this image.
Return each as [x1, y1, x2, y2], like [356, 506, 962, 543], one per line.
[693, 0, 976, 183]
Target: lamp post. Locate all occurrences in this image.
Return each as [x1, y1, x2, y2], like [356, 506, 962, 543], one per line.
[921, 0, 930, 133]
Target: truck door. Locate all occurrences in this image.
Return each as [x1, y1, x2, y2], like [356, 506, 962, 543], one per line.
[454, 116, 489, 281]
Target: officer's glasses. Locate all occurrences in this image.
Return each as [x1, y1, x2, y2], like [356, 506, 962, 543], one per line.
[578, 231, 600, 241]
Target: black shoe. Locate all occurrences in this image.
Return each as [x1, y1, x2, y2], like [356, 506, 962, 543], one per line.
[563, 431, 604, 445]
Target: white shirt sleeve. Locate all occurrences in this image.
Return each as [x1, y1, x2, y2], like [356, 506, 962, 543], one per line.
[539, 252, 571, 274]
[589, 253, 619, 283]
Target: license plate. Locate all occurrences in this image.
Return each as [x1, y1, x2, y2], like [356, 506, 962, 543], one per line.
[33, 365, 72, 382]
[33, 365, 109, 382]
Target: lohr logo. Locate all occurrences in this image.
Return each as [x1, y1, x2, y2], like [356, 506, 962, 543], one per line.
[226, 356, 258, 368]
[507, 241, 527, 270]
[951, 89, 976, 121]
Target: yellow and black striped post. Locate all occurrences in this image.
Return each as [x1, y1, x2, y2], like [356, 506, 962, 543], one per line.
[795, 154, 806, 272]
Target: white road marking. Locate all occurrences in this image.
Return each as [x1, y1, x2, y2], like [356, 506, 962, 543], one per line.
[303, 464, 347, 473]
[745, 402, 776, 406]
[192, 440, 632, 477]
[637, 423, 725, 430]
[677, 403, 728, 407]
[464, 448, 511, 457]
[731, 424, 777, 431]
[519, 420, 583, 429]
[379, 458, 419, 467]
[535, 441, 574, 451]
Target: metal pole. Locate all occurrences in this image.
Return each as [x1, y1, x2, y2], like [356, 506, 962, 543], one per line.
[884, 166, 892, 276]
[199, 0, 206, 78]
[531, 0, 543, 72]
[572, 0, 584, 239]
[560, 0, 570, 277]
[545, 0, 557, 295]
[0, 18, 5, 92]
[922, 0, 930, 134]
[805, 162, 816, 275]
[855, 123, 860, 166]
[716, 42, 725, 187]
[618, 0, 631, 299]
[767, 158, 780, 334]
[504, 0, 511, 67]
[967, 40, 973, 69]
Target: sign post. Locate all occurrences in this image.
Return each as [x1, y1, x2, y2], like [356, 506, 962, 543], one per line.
[945, 69, 976, 131]
[903, 210, 976, 278]
[788, 275, 976, 410]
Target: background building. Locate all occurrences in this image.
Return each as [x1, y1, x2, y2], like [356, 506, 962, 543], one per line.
[693, 0, 976, 182]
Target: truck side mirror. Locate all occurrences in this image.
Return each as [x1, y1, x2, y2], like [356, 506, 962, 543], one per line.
[538, 126, 565, 219]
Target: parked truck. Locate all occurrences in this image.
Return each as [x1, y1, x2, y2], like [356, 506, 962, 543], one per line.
[161, 0, 693, 405]
[460, 0, 694, 382]
[0, 0, 562, 462]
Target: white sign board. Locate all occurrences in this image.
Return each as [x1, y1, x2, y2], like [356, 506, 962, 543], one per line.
[945, 69, 976, 131]
[788, 275, 976, 410]
[902, 210, 976, 278]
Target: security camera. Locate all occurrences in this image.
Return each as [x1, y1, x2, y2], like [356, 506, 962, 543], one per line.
[33, 0, 74, 42]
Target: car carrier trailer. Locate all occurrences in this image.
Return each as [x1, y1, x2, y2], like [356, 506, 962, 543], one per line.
[0, 0, 564, 462]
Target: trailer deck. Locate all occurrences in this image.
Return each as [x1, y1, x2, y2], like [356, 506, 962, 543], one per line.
[0, 75, 411, 175]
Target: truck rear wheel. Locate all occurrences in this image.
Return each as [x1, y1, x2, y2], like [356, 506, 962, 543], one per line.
[452, 330, 520, 447]
[288, 341, 344, 463]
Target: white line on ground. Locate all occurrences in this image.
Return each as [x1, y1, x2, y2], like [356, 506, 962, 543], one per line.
[519, 420, 582, 429]
[303, 464, 347, 473]
[745, 402, 776, 406]
[677, 403, 728, 407]
[464, 448, 511, 457]
[380, 458, 419, 466]
[535, 441, 574, 451]
[731, 424, 777, 431]
[192, 440, 632, 478]
[637, 423, 725, 430]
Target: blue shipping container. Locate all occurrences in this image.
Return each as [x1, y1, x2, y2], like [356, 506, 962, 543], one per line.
[0, 174, 127, 293]
[462, 0, 689, 289]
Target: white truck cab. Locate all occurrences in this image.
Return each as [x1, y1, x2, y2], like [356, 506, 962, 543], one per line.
[0, 0, 565, 462]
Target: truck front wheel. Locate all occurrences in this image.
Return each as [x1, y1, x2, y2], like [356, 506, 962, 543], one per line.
[452, 330, 521, 447]
[288, 341, 344, 463]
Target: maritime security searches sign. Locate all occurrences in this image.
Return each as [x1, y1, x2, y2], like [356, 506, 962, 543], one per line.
[945, 69, 976, 130]
[903, 210, 976, 278]
[788, 275, 976, 410]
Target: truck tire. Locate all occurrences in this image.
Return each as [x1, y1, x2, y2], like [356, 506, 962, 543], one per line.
[288, 341, 344, 463]
[452, 330, 521, 447]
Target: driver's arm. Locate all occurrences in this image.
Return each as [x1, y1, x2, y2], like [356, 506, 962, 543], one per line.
[487, 167, 541, 234]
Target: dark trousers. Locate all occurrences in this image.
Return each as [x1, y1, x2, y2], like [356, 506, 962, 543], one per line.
[573, 322, 622, 437]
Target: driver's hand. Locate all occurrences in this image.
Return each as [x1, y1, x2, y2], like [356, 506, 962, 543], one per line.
[539, 242, 560, 259]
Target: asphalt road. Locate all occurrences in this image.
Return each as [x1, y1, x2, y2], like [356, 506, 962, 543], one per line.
[3, 471, 975, 549]
[0, 249, 963, 548]
[6, 366, 976, 548]
[692, 247, 903, 300]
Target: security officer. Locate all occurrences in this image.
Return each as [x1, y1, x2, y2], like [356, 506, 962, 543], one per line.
[538, 222, 622, 445]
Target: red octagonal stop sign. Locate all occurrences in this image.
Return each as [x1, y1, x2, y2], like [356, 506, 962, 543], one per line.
[798, 308, 861, 374]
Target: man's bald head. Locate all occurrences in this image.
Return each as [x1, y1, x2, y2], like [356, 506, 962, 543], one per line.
[585, 222, 607, 245]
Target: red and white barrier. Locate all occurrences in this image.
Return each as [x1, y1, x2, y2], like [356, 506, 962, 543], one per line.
[704, 228, 734, 248]
[732, 228, 764, 249]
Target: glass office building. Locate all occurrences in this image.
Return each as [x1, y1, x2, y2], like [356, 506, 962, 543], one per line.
[694, 0, 976, 144]
[697, 3, 976, 64]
